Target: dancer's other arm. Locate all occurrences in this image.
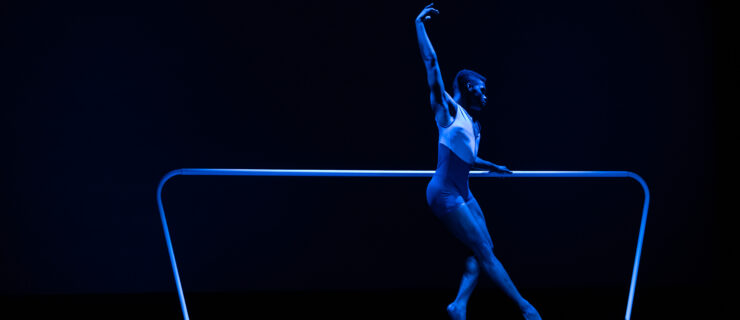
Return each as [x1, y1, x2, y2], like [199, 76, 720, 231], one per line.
[473, 157, 513, 174]
[416, 3, 455, 125]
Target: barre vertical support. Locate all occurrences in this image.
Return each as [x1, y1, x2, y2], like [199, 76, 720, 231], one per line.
[157, 169, 649, 320]
[157, 169, 189, 319]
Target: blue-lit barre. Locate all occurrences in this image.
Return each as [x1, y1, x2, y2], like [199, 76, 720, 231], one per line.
[157, 169, 650, 320]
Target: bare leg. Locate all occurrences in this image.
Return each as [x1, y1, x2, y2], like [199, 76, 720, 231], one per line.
[478, 252, 541, 319]
[447, 256, 479, 320]
[438, 200, 542, 320]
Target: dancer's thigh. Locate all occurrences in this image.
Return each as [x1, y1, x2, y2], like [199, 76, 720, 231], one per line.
[465, 196, 494, 249]
[438, 201, 493, 257]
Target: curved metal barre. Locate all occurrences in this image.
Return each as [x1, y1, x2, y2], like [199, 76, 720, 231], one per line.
[157, 169, 649, 320]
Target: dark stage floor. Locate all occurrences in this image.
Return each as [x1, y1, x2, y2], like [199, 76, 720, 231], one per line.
[1, 287, 715, 319]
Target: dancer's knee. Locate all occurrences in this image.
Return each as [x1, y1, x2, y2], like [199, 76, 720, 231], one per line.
[472, 242, 495, 264]
[465, 256, 479, 276]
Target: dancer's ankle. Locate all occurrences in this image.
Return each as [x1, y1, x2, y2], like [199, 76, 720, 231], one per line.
[517, 299, 534, 313]
[519, 300, 542, 320]
[447, 302, 467, 320]
[448, 301, 466, 310]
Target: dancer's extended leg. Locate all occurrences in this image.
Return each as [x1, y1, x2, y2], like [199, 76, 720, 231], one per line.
[447, 256, 479, 320]
[439, 201, 542, 320]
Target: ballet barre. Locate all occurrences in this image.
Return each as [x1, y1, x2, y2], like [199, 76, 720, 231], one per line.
[157, 169, 649, 320]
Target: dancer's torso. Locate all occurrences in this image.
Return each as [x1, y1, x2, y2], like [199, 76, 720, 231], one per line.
[430, 103, 480, 194]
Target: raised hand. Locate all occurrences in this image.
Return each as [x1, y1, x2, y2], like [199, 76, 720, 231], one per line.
[416, 3, 439, 23]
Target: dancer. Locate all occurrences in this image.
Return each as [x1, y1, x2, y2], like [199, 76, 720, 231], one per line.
[417, 3, 542, 320]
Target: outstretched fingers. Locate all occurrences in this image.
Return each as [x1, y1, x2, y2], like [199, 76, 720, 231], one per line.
[418, 3, 440, 22]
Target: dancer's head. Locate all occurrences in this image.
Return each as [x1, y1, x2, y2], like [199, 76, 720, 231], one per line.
[453, 69, 487, 112]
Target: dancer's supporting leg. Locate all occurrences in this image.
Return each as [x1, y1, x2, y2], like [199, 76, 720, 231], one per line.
[439, 201, 542, 320]
[447, 256, 480, 320]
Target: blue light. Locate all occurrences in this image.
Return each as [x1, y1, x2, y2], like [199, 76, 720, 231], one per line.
[157, 169, 649, 320]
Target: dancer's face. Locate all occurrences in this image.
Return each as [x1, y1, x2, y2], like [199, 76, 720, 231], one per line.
[467, 80, 487, 112]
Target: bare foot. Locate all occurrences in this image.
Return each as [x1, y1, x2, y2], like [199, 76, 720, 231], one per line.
[521, 303, 542, 320]
[447, 302, 466, 320]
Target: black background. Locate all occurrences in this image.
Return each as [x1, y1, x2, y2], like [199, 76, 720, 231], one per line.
[1, 0, 715, 318]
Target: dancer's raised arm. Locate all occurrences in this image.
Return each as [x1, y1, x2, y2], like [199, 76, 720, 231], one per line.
[416, 3, 454, 126]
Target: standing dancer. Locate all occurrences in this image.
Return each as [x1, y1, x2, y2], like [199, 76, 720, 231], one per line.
[417, 3, 543, 320]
